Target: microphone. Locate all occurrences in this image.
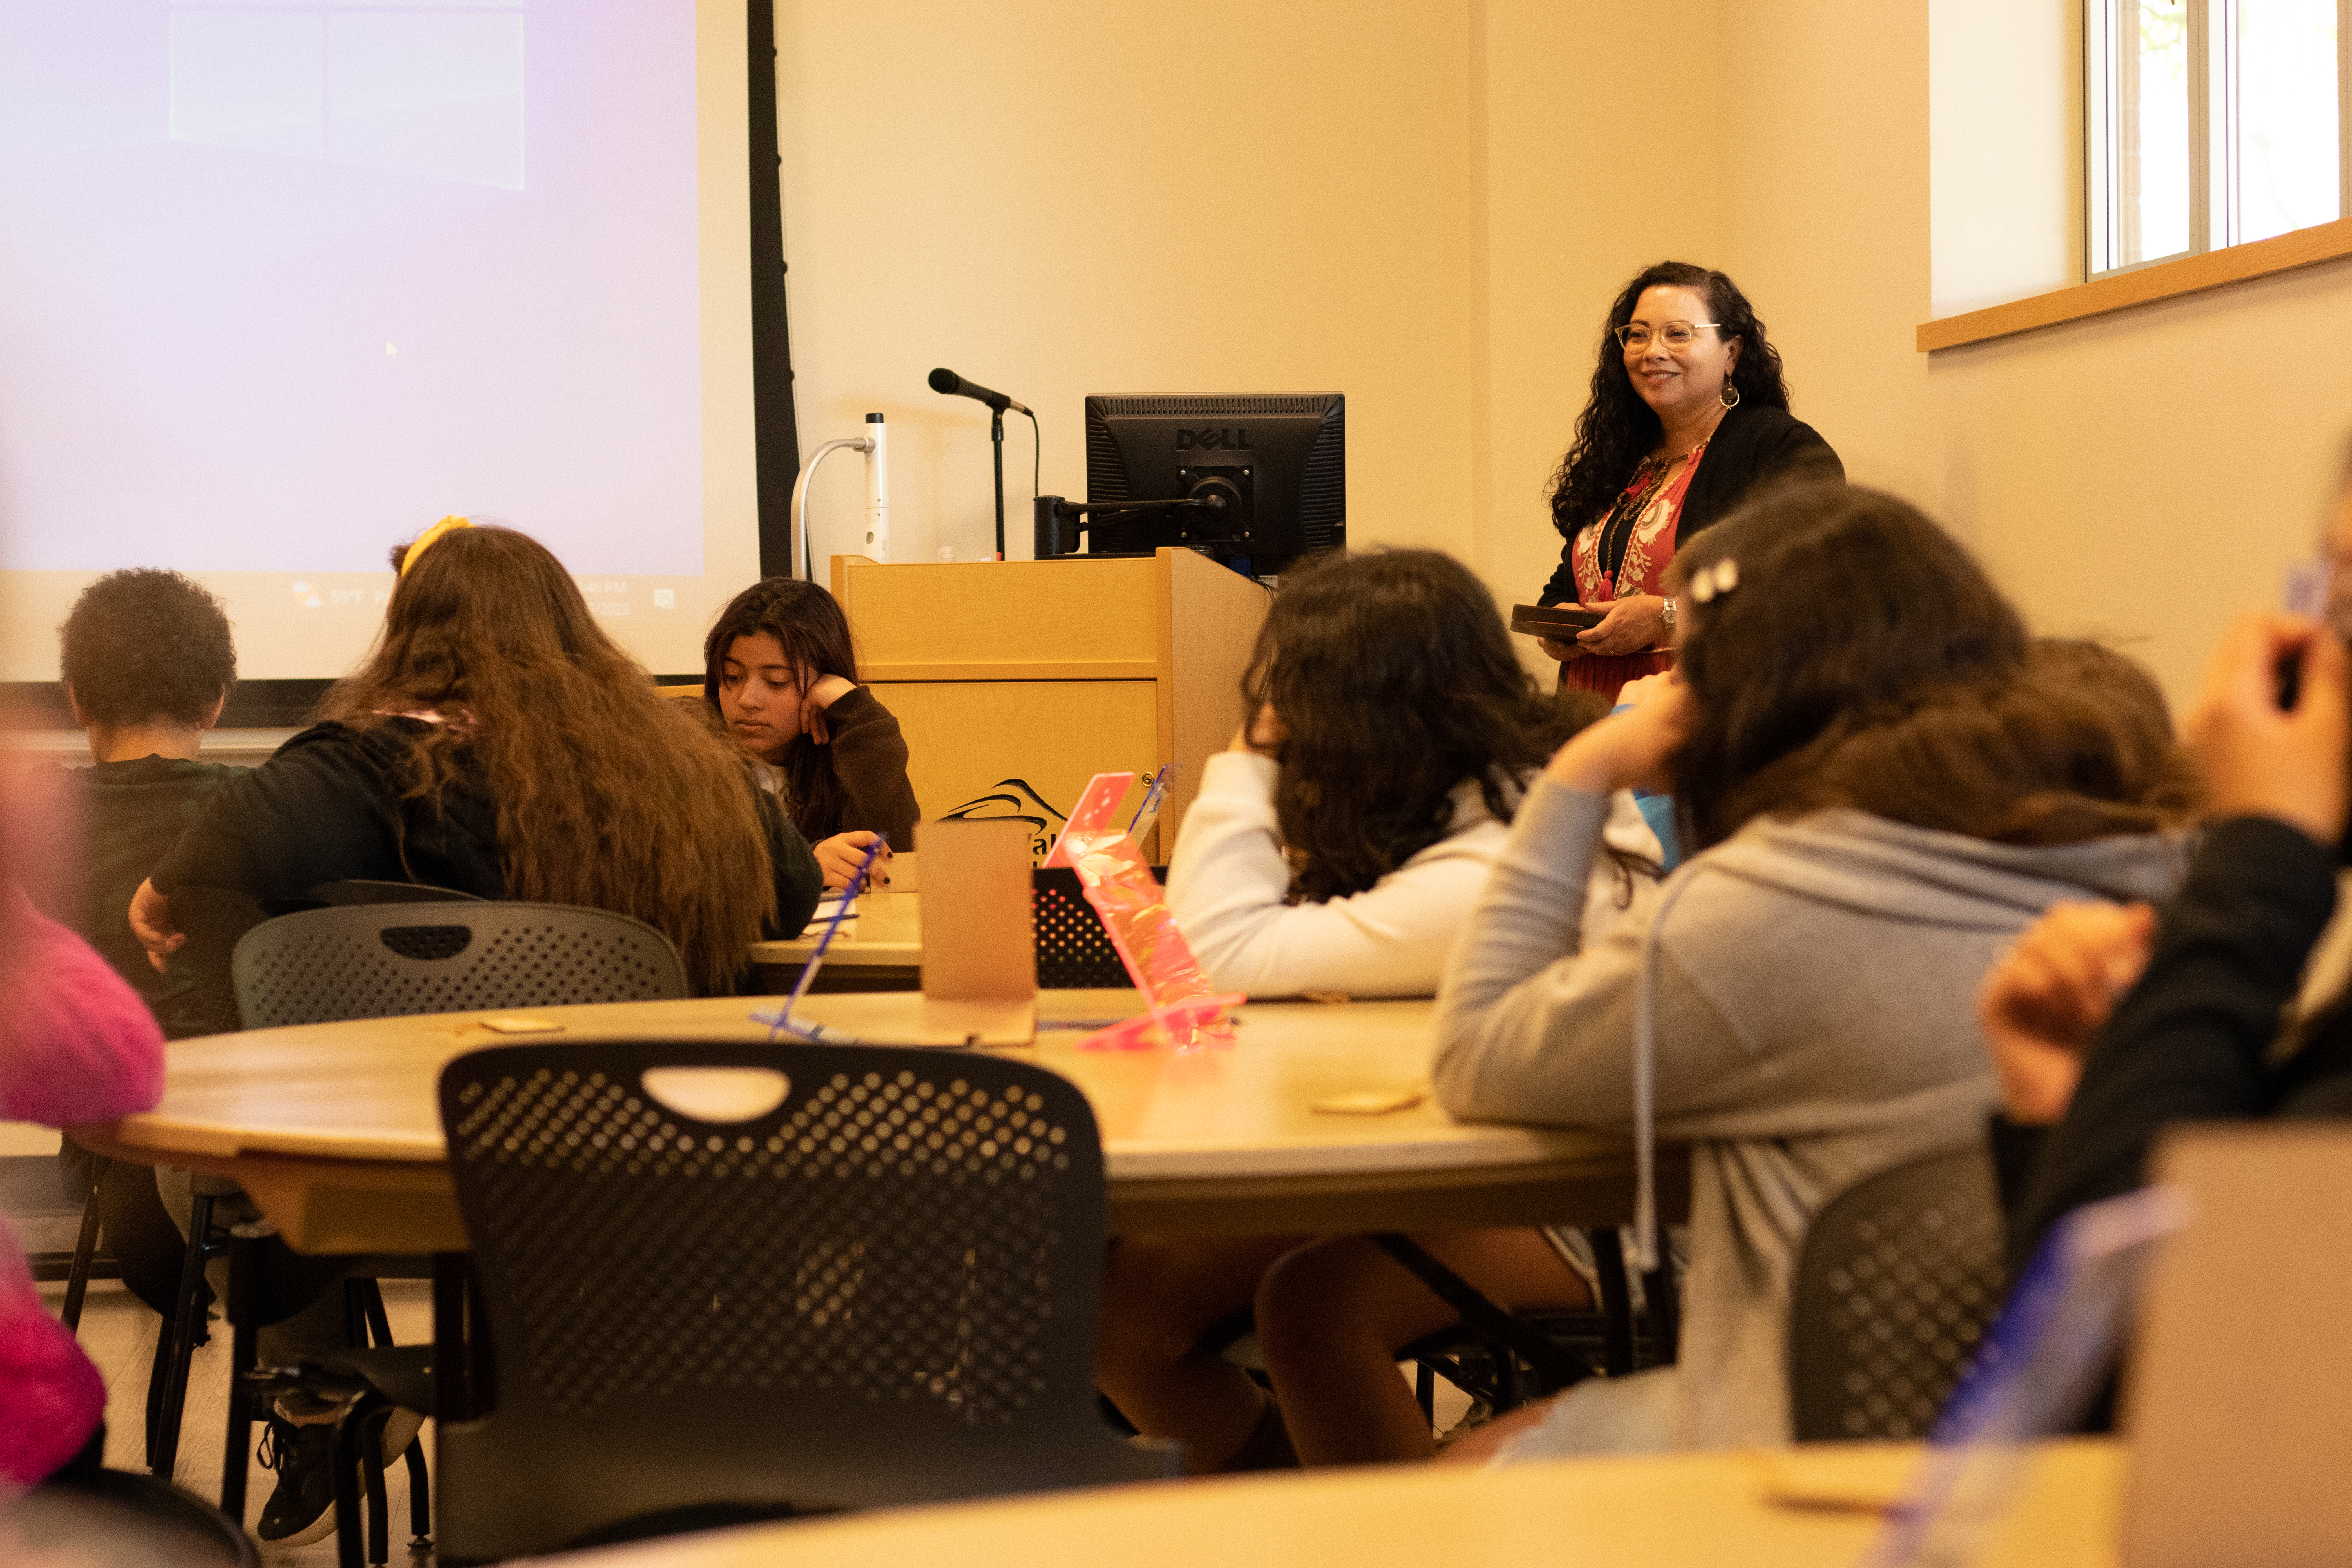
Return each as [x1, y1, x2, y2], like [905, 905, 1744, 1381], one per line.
[929, 367, 1029, 416]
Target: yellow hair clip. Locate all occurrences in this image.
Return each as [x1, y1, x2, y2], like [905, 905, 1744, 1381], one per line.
[399, 515, 472, 577]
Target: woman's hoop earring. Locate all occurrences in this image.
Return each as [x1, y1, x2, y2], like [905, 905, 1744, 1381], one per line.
[1719, 381, 1742, 410]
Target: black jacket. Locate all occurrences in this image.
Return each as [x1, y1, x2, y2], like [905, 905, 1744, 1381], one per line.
[149, 719, 824, 946]
[1541, 403, 1843, 605]
[2004, 817, 2352, 1281]
[800, 685, 922, 850]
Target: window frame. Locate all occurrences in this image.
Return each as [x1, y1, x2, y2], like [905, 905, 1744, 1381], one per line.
[2085, 0, 2352, 279]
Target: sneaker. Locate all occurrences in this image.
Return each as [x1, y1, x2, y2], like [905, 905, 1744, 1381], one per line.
[255, 1414, 338, 1547]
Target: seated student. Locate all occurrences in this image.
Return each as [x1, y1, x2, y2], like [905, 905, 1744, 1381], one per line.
[1100, 549, 1663, 1473]
[131, 521, 824, 989]
[1983, 610, 2352, 1282]
[118, 521, 823, 1544]
[19, 571, 243, 1328]
[1163, 550, 1650, 998]
[1423, 485, 2198, 1462]
[704, 577, 919, 889]
[27, 569, 245, 1034]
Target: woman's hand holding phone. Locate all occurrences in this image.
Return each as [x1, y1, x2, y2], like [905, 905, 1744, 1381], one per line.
[2187, 613, 2351, 848]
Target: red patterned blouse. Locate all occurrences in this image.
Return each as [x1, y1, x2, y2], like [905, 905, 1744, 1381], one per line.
[1557, 444, 1707, 701]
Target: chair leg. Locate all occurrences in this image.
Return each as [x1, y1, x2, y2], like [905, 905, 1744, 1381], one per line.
[1414, 1360, 1436, 1425]
[59, 1156, 111, 1333]
[330, 1400, 375, 1568]
[149, 1191, 214, 1480]
[1588, 1228, 1637, 1377]
[402, 1436, 432, 1551]
[219, 1223, 263, 1523]
[1642, 1257, 1680, 1368]
[361, 1414, 392, 1567]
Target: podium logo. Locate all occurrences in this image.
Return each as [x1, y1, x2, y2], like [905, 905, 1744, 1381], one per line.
[1174, 428, 1252, 451]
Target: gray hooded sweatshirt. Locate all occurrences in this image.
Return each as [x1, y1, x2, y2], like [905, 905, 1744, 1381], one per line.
[1431, 781, 2187, 1450]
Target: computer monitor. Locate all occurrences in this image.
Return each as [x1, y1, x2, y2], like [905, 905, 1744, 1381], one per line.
[1034, 393, 1345, 571]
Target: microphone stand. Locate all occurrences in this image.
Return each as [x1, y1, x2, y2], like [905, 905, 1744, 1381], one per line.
[991, 407, 1006, 561]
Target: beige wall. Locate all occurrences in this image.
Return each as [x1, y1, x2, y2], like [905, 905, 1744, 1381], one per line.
[1721, 0, 2352, 705]
[777, 0, 2352, 706]
[774, 0, 1475, 577]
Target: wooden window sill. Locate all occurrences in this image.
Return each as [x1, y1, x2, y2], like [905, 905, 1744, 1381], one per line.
[1917, 216, 2352, 352]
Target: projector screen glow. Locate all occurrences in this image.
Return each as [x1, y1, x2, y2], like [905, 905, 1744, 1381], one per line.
[0, 0, 760, 681]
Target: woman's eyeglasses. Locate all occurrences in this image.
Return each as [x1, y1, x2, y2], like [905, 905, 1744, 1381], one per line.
[1614, 321, 1722, 350]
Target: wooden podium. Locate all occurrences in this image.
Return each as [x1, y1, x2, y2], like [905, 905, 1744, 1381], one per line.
[830, 549, 1270, 861]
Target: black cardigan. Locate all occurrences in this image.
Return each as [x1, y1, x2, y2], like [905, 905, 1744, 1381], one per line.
[1540, 403, 1843, 605]
[2002, 817, 2352, 1281]
[150, 720, 824, 943]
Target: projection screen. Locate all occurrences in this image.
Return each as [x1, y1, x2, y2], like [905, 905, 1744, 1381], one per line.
[0, 0, 764, 691]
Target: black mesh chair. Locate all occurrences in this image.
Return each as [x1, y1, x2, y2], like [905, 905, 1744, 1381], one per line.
[1788, 1143, 2006, 1441]
[212, 903, 686, 1559]
[428, 1040, 1174, 1562]
[1033, 867, 1164, 989]
[232, 901, 687, 1027]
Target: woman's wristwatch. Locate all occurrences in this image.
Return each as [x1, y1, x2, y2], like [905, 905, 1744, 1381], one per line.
[1660, 595, 1678, 630]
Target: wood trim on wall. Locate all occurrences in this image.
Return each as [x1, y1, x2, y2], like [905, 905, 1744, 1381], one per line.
[1918, 215, 2352, 352]
[860, 660, 1158, 682]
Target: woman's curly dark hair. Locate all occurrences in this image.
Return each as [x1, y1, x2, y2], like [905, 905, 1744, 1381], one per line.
[1546, 261, 1794, 543]
[1244, 549, 1561, 903]
[59, 569, 237, 728]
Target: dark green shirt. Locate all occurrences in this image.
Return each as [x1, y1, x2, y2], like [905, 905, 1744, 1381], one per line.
[23, 755, 249, 1038]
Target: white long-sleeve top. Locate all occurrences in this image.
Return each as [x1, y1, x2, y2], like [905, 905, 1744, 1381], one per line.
[1163, 750, 1657, 1000]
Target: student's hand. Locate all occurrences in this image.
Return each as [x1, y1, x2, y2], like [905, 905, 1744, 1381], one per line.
[800, 674, 857, 746]
[127, 878, 182, 974]
[1543, 673, 1687, 795]
[2184, 613, 2351, 847]
[1575, 596, 1667, 658]
[1228, 703, 1285, 755]
[1536, 636, 1586, 662]
[815, 830, 891, 891]
[1976, 900, 2157, 1125]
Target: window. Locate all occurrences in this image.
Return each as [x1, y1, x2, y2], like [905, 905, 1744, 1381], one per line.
[2087, 0, 2350, 275]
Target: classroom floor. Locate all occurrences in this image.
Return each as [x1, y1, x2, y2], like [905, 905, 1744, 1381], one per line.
[43, 1277, 436, 1567]
[41, 1276, 1474, 1564]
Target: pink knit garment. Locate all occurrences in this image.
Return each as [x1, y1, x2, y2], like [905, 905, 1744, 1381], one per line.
[0, 895, 165, 1487]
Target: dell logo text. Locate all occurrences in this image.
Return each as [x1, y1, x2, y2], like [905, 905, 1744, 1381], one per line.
[1175, 428, 1253, 451]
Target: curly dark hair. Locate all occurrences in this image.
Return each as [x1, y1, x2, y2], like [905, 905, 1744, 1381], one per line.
[59, 569, 237, 729]
[1546, 261, 1794, 543]
[701, 577, 862, 844]
[1243, 549, 1561, 903]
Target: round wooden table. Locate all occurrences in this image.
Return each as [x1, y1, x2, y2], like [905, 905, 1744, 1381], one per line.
[77, 990, 1682, 1254]
[527, 1439, 2123, 1568]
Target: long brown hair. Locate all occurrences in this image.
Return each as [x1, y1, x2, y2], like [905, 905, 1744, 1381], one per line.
[700, 578, 859, 843]
[1787, 639, 2202, 843]
[319, 526, 775, 993]
[1671, 485, 2194, 849]
[1242, 549, 1560, 903]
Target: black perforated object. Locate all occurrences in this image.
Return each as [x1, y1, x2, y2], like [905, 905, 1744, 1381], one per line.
[1788, 1145, 2006, 1442]
[169, 886, 270, 1036]
[434, 1042, 1174, 1559]
[1033, 867, 1164, 990]
[232, 902, 687, 1028]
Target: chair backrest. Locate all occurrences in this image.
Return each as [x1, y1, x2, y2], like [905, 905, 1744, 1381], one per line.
[1787, 1143, 2006, 1442]
[434, 1040, 1173, 1559]
[169, 886, 271, 1036]
[232, 902, 688, 1028]
[1033, 866, 1166, 990]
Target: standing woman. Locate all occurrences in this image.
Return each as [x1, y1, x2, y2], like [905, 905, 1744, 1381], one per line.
[1539, 261, 1840, 699]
